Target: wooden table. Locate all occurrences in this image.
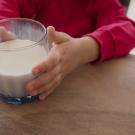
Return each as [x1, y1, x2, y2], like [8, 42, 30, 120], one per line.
[0, 55, 135, 135]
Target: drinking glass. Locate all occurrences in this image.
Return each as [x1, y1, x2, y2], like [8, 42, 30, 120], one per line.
[0, 18, 48, 104]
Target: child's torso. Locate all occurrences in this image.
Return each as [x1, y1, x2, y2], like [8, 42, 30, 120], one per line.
[19, 0, 95, 37]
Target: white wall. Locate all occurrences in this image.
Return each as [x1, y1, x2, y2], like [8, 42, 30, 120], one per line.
[127, 0, 135, 21]
[127, 0, 135, 54]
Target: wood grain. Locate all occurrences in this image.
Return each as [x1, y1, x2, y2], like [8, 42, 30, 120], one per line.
[0, 55, 135, 135]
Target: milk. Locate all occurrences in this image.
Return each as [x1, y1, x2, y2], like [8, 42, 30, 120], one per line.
[0, 39, 47, 97]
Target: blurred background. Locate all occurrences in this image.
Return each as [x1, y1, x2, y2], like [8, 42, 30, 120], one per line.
[127, 0, 135, 21]
[126, 0, 135, 54]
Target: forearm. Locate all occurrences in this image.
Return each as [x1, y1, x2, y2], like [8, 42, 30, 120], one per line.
[89, 0, 135, 61]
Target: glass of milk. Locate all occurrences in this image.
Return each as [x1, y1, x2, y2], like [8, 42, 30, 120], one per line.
[0, 18, 48, 104]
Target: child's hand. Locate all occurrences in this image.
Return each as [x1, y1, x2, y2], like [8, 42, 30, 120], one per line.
[0, 27, 15, 41]
[26, 26, 99, 100]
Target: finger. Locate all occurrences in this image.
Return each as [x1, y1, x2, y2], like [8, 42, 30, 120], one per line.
[0, 27, 15, 41]
[47, 26, 71, 45]
[27, 70, 56, 92]
[30, 78, 57, 96]
[3, 31, 16, 41]
[27, 64, 62, 92]
[32, 51, 61, 75]
[39, 85, 57, 101]
[47, 26, 55, 45]
[30, 75, 62, 96]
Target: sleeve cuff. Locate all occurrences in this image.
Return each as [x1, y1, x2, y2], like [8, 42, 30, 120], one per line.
[85, 29, 115, 62]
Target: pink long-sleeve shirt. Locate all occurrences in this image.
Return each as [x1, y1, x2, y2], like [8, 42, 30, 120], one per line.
[0, 0, 135, 61]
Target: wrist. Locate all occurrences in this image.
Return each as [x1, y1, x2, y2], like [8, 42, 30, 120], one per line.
[76, 36, 99, 65]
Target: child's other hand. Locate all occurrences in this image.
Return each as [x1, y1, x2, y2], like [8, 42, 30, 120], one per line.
[26, 26, 99, 100]
[0, 27, 15, 41]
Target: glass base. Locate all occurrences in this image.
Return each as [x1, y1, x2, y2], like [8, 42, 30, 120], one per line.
[0, 94, 39, 105]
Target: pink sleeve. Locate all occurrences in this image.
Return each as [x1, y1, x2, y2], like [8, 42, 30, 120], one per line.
[86, 0, 135, 61]
[0, 0, 20, 19]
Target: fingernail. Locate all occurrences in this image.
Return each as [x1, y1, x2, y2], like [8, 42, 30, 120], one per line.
[39, 95, 46, 100]
[30, 91, 37, 96]
[33, 68, 40, 75]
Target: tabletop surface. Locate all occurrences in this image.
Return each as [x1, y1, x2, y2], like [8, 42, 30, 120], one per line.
[0, 55, 135, 135]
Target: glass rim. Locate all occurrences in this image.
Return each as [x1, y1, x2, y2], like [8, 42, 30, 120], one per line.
[0, 18, 47, 51]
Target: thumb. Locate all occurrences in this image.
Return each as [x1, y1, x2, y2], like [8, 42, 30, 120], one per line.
[47, 26, 71, 45]
[0, 27, 15, 41]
